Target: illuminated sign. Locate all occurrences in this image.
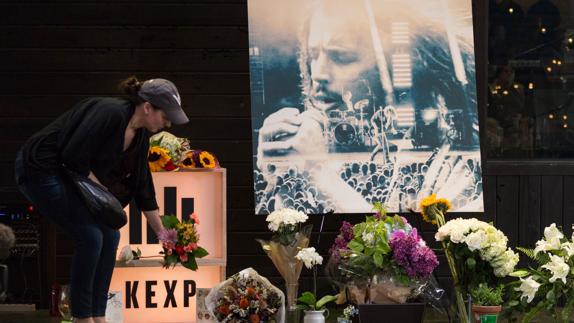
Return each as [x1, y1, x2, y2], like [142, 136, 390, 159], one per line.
[111, 170, 227, 323]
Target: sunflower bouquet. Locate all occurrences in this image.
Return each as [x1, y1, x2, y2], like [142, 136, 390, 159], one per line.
[158, 213, 209, 271]
[179, 149, 219, 169]
[148, 131, 190, 171]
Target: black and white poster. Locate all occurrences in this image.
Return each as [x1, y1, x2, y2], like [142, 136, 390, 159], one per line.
[249, 0, 483, 214]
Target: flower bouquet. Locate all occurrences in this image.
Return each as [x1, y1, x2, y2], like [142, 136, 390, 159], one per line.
[420, 194, 519, 323]
[158, 213, 209, 270]
[506, 223, 574, 322]
[256, 208, 312, 311]
[205, 268, 284, 323]
[148, 131, 190, 171]
[326, 203, 440, 306]
[180, 149, 219, 169]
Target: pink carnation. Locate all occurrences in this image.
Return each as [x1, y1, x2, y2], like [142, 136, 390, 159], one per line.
[184, 243, 198, 252]
[191, 213, 200, 225]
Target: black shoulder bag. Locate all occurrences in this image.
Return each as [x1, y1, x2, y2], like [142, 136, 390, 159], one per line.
[64, 169, 128, 230]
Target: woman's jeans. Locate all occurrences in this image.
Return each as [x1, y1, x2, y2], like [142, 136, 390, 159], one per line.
[15, 151, 120, 318]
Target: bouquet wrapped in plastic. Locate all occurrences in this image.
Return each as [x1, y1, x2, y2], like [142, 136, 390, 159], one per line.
[326, 203, 443, 306]
[148, 131, 190, 171]
[256, 208, 312, 311]
[205, 268, 285, 323]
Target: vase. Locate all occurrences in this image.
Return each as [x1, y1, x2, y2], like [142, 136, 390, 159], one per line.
[303, 309, 329, 323]
[453, 295, 473, 323]
[257, 224, 313, 311]
[58, 284, 73, 321]
[472, 305, 502, 323]
[358, 303, 425, 323]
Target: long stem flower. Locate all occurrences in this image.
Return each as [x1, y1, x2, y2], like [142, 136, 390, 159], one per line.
[421, 195, 468, 323]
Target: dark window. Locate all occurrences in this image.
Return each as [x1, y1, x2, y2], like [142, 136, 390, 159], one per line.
[488, 0, 574, 158]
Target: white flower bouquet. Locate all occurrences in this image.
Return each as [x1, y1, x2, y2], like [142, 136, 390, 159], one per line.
[436, 218, 519, 281]
[507, 223, 574, 322]
[257, 208, 313, 311]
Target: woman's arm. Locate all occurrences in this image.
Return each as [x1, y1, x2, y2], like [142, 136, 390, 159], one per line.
[142, 209, 164, 237]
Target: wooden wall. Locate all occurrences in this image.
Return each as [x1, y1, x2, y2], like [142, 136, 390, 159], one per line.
[2, 0, 573, 308]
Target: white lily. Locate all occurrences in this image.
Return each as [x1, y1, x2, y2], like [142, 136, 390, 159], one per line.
[516, 276, 540, 303]
[542, 254, 570, 284]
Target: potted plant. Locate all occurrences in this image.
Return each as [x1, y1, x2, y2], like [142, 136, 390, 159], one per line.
[297, 291, 337, 323]
[326, 203, 440, 323]
[295, 247, 337, 323]
[470, 284, 504, 323]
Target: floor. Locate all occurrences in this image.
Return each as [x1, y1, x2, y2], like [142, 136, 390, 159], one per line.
[0, 309, 563, 322]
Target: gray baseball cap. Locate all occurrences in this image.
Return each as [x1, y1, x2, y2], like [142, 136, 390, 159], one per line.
[138, 78, 189, 125]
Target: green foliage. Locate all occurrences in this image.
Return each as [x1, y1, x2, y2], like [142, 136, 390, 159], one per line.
[193, 247, 209, 258]
[372, 202, 388, 218]
[342, 214, 416, 284]
[469, 284, 504, 306]
[516, 247, 550, 265]
[449, 243, 498, 293]
[297, 291, 337, 311]
[161, 215, 179, 229]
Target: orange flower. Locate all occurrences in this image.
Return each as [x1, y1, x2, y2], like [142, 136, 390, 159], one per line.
[218, 304, 230, 315]
[249, 314, 260, 323]
[246, 287, 256, 296]
[239, 297, 249, 309]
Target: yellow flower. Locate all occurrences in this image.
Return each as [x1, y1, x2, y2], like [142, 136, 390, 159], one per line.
[180, 151, 197, 169]
[148, 146, 170, 172]
[198, 151, 217, 168]
[420, 194, 452, 224]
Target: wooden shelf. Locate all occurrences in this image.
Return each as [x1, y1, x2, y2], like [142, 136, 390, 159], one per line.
[115, 257, 226, 268]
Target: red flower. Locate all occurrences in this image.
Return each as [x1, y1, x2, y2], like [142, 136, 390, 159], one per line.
[218, 304, 230, 315]
[239, 297, 249, 309]
[179, 253, 188, 262]
[246, 287, 256, 297]
[175, 245, 185, 256]
[163, 160, 177, 171]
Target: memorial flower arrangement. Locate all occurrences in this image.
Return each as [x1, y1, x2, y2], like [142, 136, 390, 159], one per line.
[148, 131, 190, 171]
[158, 213, 208, 271]
[147, 131, 220, 171]
[206, 268, 284, 323]
[327, 203, 439, 305]
[256, 208, 312, 311]
[505, 223, 574, 322]
[420, 194, 519, 323]
[180, 149, 219, 169]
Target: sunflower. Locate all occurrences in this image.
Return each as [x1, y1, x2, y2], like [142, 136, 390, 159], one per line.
[179, 151, 197, 169]
[420, 194, 452, 224]
[198, 151, 218, 168]
[148, 146, 171, 172]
